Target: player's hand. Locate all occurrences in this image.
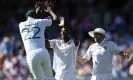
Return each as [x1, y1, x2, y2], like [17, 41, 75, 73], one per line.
[35, 1, 52, 13]
[43, 1, 53, 12]
[35, 1, 41, 8]
[35, 1, 43, 13]
[59, 17, 64, 27]
[123, 53, 129, 59]
[44, 6, 52, 12]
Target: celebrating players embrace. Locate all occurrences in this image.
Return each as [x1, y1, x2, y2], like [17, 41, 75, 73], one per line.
[19, 1, 129, 80]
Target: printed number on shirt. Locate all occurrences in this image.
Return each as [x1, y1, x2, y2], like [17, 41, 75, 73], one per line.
[21, 27, 40, 40]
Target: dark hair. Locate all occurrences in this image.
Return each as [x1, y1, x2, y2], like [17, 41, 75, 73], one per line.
[26, 10, 36, 18]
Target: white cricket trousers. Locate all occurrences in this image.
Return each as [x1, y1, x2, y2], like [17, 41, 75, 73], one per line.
[55, 71, 76, 80]
[91, 73, 112, 80]
[26, 48, 55, 80]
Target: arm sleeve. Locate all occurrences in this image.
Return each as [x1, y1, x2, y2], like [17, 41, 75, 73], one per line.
[83, 46, 92, 60]
[48, 39, 57, 48]
[110, 41, 121, 54]
[42, 19, 52, 27]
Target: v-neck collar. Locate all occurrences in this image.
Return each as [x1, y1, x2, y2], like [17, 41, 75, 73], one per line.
[96, 38, 106, 46]
[61, 39, 72, 44]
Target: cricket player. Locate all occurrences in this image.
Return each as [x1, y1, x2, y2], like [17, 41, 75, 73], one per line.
[45, 19, 79, 80]
[19, 5, 60, 80]
[77, 28, 129, 80]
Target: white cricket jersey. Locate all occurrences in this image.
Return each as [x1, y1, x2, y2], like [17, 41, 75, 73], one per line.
[83, 40, 121, 74]
[49, 39, 79, 75]
[19, 17, 52, 53]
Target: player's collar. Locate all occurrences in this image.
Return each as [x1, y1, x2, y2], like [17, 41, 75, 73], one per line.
[62, 39, 72, 44]
[27, 17, 34, 20]
[96, 38, 106, 45]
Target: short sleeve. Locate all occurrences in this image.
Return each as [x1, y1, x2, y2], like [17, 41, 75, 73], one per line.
[83, 46, 92, 60]
[48, 39, 57, 48]
[109, 41, 121, 54]
[42, 19, 52, 27]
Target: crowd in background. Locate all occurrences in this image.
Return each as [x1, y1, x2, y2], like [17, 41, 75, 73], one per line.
[0, 0, 133, 80]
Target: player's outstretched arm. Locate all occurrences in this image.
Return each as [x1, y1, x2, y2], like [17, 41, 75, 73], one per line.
[35, 1, 60, 25]
[110, 41, 129, 59]
[76, 56, 88, 65]
[43, 1, 61, 25]
[45, 6, 57, 20]
[47, 8, 61, 25]
[118, 51, 129, 59]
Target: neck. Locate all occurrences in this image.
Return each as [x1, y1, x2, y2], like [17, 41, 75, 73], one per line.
[97, 38, 105, 44]
[63, 38, 70, 43]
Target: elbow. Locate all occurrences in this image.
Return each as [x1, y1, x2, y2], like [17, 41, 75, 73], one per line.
[53, 16, 57, 20]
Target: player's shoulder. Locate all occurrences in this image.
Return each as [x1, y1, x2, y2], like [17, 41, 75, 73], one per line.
[57, 39, 62, 42]
[35, 19, 49, 22]
[33, 19, 41, 23]
[104, 40, 117, 47]
[91, 43, 97, 46]
[19, 22, 25, 26]
[87, 43, 95, 49]
[19, 21, 26, 29]
[106, 40, 116, 44]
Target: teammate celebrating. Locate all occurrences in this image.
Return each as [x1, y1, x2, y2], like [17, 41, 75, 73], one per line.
[19, 1, 60, 80]
[45, 18, 79, 80]
[77, 28, 129, 80]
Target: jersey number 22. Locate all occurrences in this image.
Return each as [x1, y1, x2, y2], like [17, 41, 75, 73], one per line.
[22, 27, 40, 40]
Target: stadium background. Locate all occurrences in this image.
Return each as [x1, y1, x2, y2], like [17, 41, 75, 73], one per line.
[0, 0, 133, 80]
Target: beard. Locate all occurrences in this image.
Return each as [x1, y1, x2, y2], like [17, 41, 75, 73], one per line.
[94, 38, 101, 43]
